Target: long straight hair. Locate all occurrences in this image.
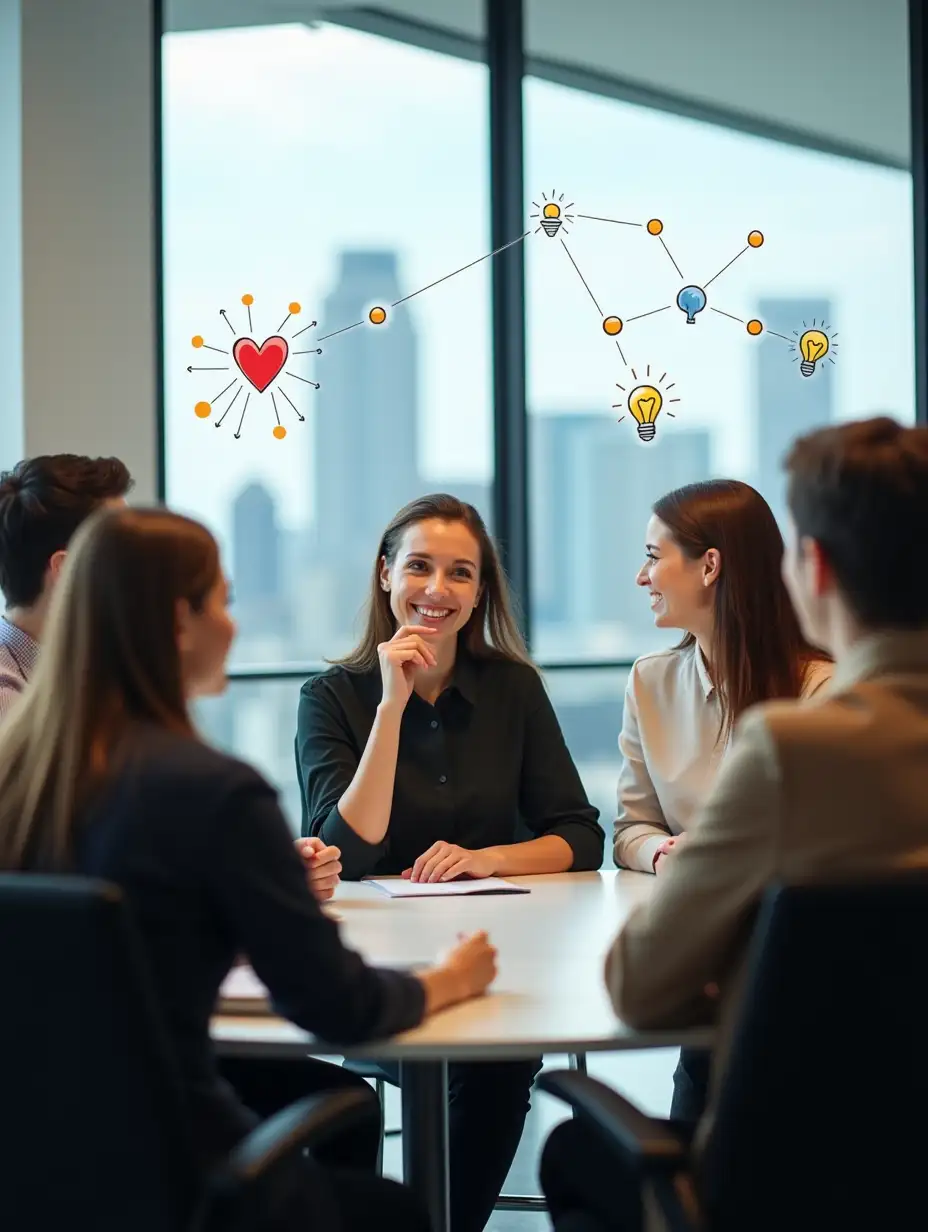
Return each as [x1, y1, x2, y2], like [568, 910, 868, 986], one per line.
[0, 507, 221, 871]
[653, 480, 825, 742]
[337, 494, 533, 671]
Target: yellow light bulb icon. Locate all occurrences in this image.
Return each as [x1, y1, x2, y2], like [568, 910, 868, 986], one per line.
[541, 202, 563, 237]
[799, 328, 829, 377]
[628, 384, 663, 442]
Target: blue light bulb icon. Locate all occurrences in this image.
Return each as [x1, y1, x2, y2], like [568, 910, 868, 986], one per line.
[676, 285, 707, 324]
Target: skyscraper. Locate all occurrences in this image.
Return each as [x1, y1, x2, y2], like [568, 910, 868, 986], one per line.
[754, 297, 834, 529]
[231, 479, 288, 648]
[531, 413, 712, 658]
[233, 480, 281, 607]
[313, 248, 421, 620]
[313, 251, 421, 597]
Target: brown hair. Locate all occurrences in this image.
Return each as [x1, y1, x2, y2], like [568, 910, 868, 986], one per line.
[653, 479, 825, 741]
[785, 417, 928, 629]
[0, 453, 133, 607]
[0, 507, 221, 870]
[337, 494, 533, 671]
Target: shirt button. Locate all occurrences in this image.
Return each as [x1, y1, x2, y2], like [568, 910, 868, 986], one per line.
[430, 720, 439, 729]
[439, 775, 447, 784]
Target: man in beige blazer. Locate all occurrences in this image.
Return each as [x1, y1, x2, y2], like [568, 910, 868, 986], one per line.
[541, 416, 928, 1230]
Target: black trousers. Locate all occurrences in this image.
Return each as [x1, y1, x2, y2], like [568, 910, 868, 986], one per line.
[218, 1055, 429, 1232]
[540, 1115, 694, 1232]
[670, 1047, 711, 1125]
[372, 1057, 543, 1232]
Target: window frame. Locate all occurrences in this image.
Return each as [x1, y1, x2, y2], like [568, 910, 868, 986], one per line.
[158, 0, 928, 683]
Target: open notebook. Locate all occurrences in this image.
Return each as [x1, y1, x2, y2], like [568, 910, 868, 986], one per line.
[364, 876, 530, 898]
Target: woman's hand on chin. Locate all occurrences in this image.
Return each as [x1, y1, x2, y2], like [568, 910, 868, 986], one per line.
[403, 841, 498, 884]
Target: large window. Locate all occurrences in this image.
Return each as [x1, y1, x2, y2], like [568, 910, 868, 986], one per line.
[162, 21, 492, 670]
[164, 4, 916, 825]
[165, 0, 916, 1182]
[525, 77, 915, 663]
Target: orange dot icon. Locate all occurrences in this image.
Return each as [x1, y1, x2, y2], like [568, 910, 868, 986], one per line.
[746, 319, 763, 336]
[241, 293, 254, 305]
[647, 219, 663, 235]
[748, 231, 764, 248]
[273, 425, 287, 440]
[191, 335, 204, 348]
[194, 401, 211, 418]
[369, 306, 387, 325]
[603, 316, 623, 336]
[289, 302, 301, 314]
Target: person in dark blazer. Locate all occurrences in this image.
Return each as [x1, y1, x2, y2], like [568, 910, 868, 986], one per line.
[296, 493, 604, 1232]
[0, 505, 498, 1232]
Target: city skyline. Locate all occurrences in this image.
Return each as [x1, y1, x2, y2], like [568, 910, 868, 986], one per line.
[163, 21, 915, 560]
[227, 248, 838, 669]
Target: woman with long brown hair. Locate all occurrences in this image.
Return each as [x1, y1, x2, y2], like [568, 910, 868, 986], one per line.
[297, 493, 604, 1232]
[0, 505, 498, 1231]
[614, 479, 832, 1122]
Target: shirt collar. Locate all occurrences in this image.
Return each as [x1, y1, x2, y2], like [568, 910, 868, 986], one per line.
[0, 615, 40, 679]
[829, 629, 928, 694]
[448, 648, 478, 706]
[692, 642, 715, 700]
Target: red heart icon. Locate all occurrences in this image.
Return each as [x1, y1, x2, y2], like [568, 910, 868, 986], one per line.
[232, 336, 289, 393]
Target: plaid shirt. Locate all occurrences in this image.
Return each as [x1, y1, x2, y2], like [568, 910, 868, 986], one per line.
[0, 616, 39, 722]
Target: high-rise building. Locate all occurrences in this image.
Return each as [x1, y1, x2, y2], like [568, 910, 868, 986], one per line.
[531, 413, 712, 658]
[754, 297, 834, 529]
[233, 480, 280, 607]
[310, 250, 422, 627]
[313, 251, 421, 577]
[230, 479, 289, 652]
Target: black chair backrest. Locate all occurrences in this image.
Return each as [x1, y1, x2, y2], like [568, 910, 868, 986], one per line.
[0, 874, 198, 1231]
[702, 877, 928, 1231]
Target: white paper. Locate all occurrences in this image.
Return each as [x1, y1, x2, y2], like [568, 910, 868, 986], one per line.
[220, 964, 268, 1003]
[364, 876, 529, 898]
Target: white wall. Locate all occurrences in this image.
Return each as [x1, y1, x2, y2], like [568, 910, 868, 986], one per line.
[0, 0, 24, 467]
[2, 0, 160, 500]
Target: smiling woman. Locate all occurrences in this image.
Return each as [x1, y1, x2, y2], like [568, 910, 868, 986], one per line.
[294, 491, 603, 1232]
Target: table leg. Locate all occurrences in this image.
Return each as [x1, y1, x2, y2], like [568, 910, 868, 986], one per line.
[400, 1059, 449, 1232]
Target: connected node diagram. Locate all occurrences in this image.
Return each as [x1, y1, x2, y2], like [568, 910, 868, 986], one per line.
[187, 189, 839, 442]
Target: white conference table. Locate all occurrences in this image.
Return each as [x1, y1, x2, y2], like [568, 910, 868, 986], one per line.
[212, 871, 711, 1231]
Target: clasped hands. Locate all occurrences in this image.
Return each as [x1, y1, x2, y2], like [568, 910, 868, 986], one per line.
[653, 831, 688, 873]
[402, 841, 498, 884]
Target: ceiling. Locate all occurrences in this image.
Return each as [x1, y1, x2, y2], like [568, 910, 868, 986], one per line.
[166, 0, 911, 168]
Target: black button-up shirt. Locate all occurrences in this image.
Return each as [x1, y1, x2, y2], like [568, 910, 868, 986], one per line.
[296, 653, 604, 880]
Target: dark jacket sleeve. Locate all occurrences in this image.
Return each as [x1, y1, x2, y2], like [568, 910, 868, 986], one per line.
[518, 669, 605, 870]
[295, 677, 388, 880]
[205, 769, 423, 1044]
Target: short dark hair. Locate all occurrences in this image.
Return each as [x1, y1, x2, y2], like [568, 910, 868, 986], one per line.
[784, 417, 928, 629]
[0, 455, 133, 607]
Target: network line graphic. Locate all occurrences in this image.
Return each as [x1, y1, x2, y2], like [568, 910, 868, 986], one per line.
[187, 188, 838, 442]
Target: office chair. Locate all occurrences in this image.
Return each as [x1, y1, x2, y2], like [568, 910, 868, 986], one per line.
[540, 877, 928, 1232]
[0, 874, 381, 1232]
